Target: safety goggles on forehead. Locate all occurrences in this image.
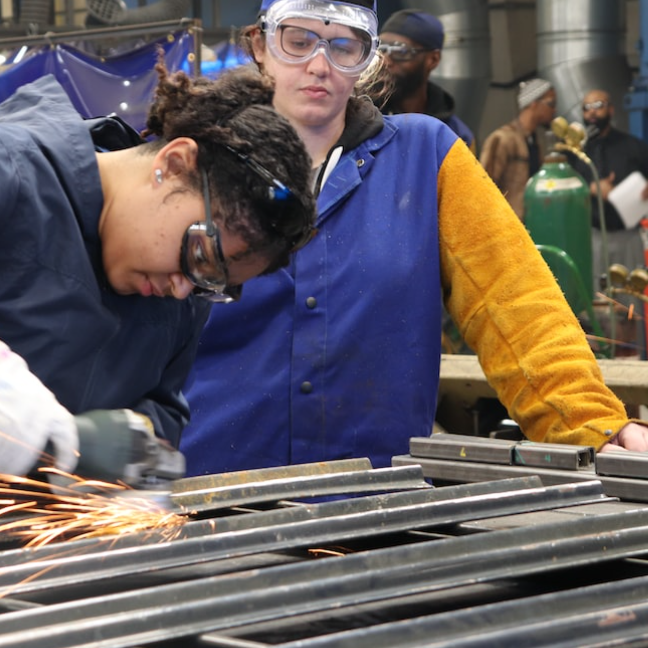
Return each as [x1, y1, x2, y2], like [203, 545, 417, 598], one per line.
[180, 170, 242, 304]
[262, 0, 378, 75]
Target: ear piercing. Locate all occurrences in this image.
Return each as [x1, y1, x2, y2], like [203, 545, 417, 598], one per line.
[154, 168, 164, 184]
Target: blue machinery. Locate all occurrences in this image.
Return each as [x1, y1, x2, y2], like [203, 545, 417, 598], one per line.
[626, 0, 648, 140]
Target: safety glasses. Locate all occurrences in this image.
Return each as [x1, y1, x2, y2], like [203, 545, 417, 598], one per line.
[181, 154, 313, 303]
[269, 24, 373, 74]
[582, 100, 608, 112]
[378, 42, 432, 62]
[181, 170, 242, 304]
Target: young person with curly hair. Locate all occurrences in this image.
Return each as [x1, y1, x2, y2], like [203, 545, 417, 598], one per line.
[0, 62, 315, 477]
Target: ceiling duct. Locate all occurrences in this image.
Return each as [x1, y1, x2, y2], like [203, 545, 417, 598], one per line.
[537, 0, 632, 131]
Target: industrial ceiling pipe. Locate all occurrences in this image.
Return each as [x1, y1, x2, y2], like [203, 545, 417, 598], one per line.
[537, 0, 632, 131]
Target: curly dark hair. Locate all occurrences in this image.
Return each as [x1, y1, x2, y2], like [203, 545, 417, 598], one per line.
[142, 61, 316, 272]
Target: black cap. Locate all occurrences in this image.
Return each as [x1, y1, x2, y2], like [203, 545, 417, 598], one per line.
[381, 9, 444, 50]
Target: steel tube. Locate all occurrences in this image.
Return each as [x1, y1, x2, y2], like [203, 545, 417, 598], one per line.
[0, 481, 609, 597]
[1, 509, 648, 646]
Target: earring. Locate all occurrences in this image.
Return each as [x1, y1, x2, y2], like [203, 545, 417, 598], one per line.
[154, 168, 164, 184]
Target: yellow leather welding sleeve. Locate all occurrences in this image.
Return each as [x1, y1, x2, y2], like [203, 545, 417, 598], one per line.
[438, 138, 630, 449]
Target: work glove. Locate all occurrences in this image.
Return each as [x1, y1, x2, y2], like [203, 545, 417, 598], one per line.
[0, 342, 78, 476]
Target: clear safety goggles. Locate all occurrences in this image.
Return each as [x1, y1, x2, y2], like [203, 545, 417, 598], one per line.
[262, 0, 378, 75]
[181, 155, 312, 303]
[180, 169, 241, 303]
[181, 222, 242, 304]
[378, 41, 433, 63]
[582, 100, 608, 112]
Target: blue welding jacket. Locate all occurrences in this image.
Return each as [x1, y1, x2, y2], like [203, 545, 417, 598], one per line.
[181, 112, 455, 474]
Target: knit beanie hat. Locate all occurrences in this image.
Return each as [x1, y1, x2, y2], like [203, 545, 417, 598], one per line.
[517, 78, 553, 110]
[380, 9, 444, 50]
[260, 0, 376, 12]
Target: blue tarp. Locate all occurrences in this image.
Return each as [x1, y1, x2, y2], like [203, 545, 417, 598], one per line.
[0, 29, 195, 132]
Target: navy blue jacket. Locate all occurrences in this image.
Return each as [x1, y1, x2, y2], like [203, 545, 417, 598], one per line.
[0, 76, 210, 446]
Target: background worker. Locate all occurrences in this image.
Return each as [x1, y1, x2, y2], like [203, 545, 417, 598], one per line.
[378, 8, 475, 151]
[480, 77, 557, 219]
[181, 0, 648, 479]
[0, 63, 315, 477]
[568, 89, 648, 359]
[568, 89, 648, 290]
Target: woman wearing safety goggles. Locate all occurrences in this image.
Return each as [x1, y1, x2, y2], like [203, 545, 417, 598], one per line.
[182, 0, 648, 480]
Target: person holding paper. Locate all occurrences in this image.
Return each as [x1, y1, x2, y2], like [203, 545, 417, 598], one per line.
[568, 89, 648, 296]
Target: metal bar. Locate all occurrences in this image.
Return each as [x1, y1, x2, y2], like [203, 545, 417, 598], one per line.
[173, 459, 374, 493]
[409, 435, 516, 465]
[0, 18, 200, 48]
[171, 465, 432, 512]
[0, 477, 544, 567]
[64, 0, 74, 31]
[410, 435, 594, 471]
[199, 638, 268, 648]
[513, 441, 594, 471]
[596, 450, 648, 479]
[192, 17, 202, 77]
[1, 508, 648, 646]
[272, 575, 648, 648]
[394, 454, 648, 503]
[0, 598, 41, 612]
[0, 480, 609, 597]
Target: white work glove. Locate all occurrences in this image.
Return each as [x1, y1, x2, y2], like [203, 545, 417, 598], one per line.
[0, 342, 78, 476]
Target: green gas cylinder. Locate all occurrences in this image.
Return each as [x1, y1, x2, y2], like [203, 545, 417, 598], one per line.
[524, 152, 593, 313]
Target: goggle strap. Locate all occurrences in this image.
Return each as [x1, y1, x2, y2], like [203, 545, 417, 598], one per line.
[224, 144, 294, 202]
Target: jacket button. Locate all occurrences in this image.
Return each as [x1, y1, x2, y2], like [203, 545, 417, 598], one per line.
[300, 381, 313, 394]
[306, 296, 317, 308]
[357, 159, 365, 168]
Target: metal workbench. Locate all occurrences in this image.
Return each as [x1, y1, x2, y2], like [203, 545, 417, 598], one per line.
[0, 458, 647, 646]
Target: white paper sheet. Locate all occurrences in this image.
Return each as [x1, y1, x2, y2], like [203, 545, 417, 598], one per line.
[607, 171, 648, 229]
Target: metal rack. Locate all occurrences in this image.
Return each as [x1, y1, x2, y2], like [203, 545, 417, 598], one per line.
[0, 17, 203, 66]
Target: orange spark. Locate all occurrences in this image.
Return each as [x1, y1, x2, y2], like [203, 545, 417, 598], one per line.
[0, 468, 187, 548]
